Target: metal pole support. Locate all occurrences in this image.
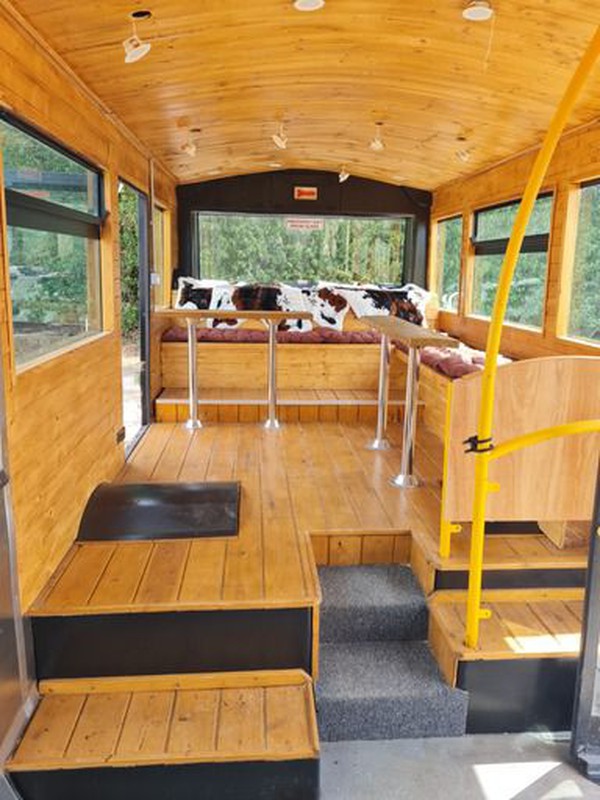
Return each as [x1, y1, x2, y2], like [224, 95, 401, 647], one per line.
[185, 318, 202, 430]
[264, 320, 280, 430]
[367, 333, 391, 450]
[390, 345, 421, 488]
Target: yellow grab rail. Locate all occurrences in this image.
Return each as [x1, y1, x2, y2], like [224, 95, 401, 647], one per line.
[489, 420, 600, 463]
[465, 24, 600, 649]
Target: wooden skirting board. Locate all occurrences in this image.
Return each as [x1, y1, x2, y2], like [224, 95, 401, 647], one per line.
[310, 530, 411, 566]
[155, 387, 417, 425]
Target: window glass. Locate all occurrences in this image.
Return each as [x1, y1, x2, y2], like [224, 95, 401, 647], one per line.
[0, 120, 99, 215]
[1, 117, 103, 367]
[471, 251, 548, 327]
[8, 227, 101, 365]
[471, 195, 552, 328]
[568, 182, 600, 343]
[435, 216, 461, 311]
[475, 195, 553, 241]
[194, 213, 409, 284]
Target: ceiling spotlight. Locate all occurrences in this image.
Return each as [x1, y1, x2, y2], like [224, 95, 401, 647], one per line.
[268, 162, 283, 168]
[462, 1, 494, 21]
[456, 149, 471, 163]
[293, 0, 325, 10]
[338, 167, 350, 183]
[370, 122, 385, 152]
[272, 124, 288, 150]
[123, 16, 151, 63]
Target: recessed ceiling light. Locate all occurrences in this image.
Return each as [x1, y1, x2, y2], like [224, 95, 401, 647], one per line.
[462, 1, 494, 22]
[272, 123, 288, 150]
[207, 169, 221, 176]
[338, 167, 350, 183]
[129, 9, 152, 20]
[293, 0, 325, 10]
[370, 122, 385, 152]
[268, 162, 283, 168]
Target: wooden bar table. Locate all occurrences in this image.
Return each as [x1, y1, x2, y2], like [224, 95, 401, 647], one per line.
[361, 316, 459, 487]
[155, 309, 313, 430]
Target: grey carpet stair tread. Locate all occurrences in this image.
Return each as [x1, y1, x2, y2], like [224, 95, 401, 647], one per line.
[318, 565, 428, 642]
[317, 641, 468, 741]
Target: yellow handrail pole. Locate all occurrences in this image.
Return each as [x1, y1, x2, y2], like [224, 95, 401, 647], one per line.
[465, 25, 600, 649]
[490, 420, 600, 463]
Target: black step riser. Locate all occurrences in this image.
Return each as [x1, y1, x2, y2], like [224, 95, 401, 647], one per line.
[10, 760, 319, 800]
[32, 608, 313, 680]
[434, 568, 586, 591]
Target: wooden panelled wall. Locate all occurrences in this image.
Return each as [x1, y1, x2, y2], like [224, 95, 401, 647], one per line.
[0, 6, 177, 609]
[431, 123, 600, 360]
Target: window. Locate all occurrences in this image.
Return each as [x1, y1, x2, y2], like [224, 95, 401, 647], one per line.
[194, 213, 409, 284]
[435, 216, 462, 311]
[470, 195, 553, 328]
[568, 181, 600, 343]
[0, 116, 103, 367]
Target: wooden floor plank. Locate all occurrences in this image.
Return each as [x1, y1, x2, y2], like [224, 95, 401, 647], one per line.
[66, 693, 131, 761]
[135, 541, 191, 606]
[42, 544, 115, 610]
[9, 695, 85, 765]
[116, 692, 174, 757]
[89, 542, 153, 607]
[217, 688, 266, 756]
[178, 540, 227, 604]
[168, 690, 220, 756]
[266, 685, 311, 755]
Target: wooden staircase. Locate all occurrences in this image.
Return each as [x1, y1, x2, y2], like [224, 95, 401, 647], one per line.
[6, 425, 322, 800]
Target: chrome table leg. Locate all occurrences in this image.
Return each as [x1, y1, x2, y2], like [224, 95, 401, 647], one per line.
[185, 318, 202, 430]
[264, 320, 280, 430]
[367, 333, 391, 450]
[390, 345, 421, 488]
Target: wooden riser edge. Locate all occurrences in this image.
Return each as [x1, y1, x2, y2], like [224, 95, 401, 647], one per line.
[310, 530, 411, 566]
[156, 402, 414, 425]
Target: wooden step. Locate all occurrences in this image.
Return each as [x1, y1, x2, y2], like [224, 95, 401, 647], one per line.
[428, 588, 583, 734]
[28, 540, 320, 680]
[8, 671, 319, 800]
[155, 387, 421, 425]
[411, 524, 588, 594]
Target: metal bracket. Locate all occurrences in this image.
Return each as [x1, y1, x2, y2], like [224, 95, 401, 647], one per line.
[463, 435, 494, 454]
[479, 608, 492, 620]
[0, 469, 8, 489]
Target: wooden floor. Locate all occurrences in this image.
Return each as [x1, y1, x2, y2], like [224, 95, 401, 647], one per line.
[8, 670, 319, 772]
[30, 421, 441, 615]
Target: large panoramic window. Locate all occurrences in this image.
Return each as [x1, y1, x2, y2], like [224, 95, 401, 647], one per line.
[568, 181, 600, 344]
[0, 116, 103, 366]
[194, 213, 409, 284]
[435, 216, 462, 311]
[470, 194, 553, 328]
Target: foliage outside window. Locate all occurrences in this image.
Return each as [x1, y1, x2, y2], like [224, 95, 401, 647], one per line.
[470, 195, 553, 328]
[118, 182, 144, 338]
[435, 216, 461, 311]
[1, 116, 103, 367]
[194, 213, 409, 284]
[153, 205, 169, 305]
[568, 181, 600, 343]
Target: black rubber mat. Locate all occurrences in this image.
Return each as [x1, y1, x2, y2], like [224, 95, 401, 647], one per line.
[77, 482, 240, 541]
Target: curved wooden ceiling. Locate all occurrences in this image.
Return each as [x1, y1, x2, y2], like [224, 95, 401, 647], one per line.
[9, 0, 600, 189]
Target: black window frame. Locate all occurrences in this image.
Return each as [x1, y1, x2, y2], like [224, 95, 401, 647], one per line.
[471, 193, 552, 256]
[435, 213, 463, 310]
[1, 111, 106, 365]
[1, 111, 105, 234]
